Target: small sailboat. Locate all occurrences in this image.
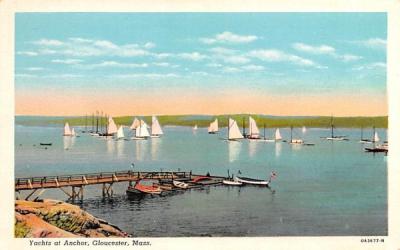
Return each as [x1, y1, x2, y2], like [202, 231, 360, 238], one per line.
[289, 126, 303, 144]
[324, 116, 348, 141]
[193, 124, 198, 130]
[208, 119, 219, 134]
[228, 118, 244, 141]
[107, 117, 118, 136]
[116, 126, 125, 140]
[151, 116, 164, 138]
[372, 127, 380, 143]
[248, 116, 261, 140]
[130, 117, 140, 130]
[63, 122, 72, 136]
[259, 124, 275, 142]
[302, 126, 307, 133]
[71, 128, 76, 137]
[275, 128, 282, 141]
[133, 120, 150, 140]
[359, 126, 372, 143]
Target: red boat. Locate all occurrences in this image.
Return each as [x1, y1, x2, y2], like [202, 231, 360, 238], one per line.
[126, 180, 162, 196]
[192, 176, 212, 183]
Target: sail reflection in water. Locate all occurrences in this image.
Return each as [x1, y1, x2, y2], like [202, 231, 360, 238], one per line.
[275, 142, 282, 157]
[135, 140, 148, 161]
[106, 139, 115, 154]
[248, 141, 258, 157]
[228, 141, 241, 163]
[63, 136, 75, 150]
[151, 138, 161, 160]
[116, 140, 125, 157]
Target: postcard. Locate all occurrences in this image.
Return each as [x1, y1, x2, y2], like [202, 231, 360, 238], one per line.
[1, 0, 400, 249]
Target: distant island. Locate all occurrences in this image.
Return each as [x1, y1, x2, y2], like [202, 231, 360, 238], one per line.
[15, 115, 388, 128]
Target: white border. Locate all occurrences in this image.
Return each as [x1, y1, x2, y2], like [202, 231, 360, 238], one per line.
[1, 0, 399, 249]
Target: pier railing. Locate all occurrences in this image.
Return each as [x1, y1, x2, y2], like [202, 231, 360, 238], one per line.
[15, 170, 192, 191]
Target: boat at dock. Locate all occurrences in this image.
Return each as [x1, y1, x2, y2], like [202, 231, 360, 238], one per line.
[208, 119, 219, 134]
[172, 180, 189, 189]
[126, 180, 162, 196]
[235, 176, 270, 186]
[222, 177, 243, 186]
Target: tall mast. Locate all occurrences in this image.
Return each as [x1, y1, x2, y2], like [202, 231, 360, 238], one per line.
[361, 126, 363, 140]
[242, 117, 246, 138]
[263, 124, 266, 140]
[96, 111, 99, 133]
[290, 126, 293, 142]
[330, 116, 334, 138]
[228, 118, 230, 140]
[91, 113, 94, 132]
[105, 114, 109, 136]
[373, 126, 376, 143]
[85, 114, 87, 132]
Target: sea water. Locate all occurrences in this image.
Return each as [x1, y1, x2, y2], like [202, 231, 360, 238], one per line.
[15, 125, 387, 236]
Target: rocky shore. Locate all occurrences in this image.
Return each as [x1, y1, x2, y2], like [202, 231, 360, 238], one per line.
[15, 199, 130, 238]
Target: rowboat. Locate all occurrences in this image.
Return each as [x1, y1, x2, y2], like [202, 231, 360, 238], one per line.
[235, 176, 270, 186]
[222, 178, 242, 186]
[39, 143, 52, 146]
[126, 181, 162, 196]
[173, 180, 189, 189]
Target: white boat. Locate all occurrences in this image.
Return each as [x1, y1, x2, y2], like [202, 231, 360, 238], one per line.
[63, 122, 72, 136]
[71, 128, 76, 137]
[324, 117, 347, 141]
[116, 126, 125, 140]
[275, 128, 282, 141]
[151, 116, 164, 138]
[173, 180, 189, 189]
[130, 117, 140, 130]
[193, 125, 198, 130]
[134, 120, 150, 139]
[228, 118, 244, 140]
[248, 116, 261, 139]
[289, 126, 303, 144]
[208, 119, 219, 134]
[107, 117, 118, 135]
[235, 176, 269, 186]
[222, 176, 243, 186]
[373, 128, 380, 143]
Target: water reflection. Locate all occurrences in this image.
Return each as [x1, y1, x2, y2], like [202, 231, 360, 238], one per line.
[151, 138, 161, 160]
[248, 141, 258, 157]
[116, 140, 125, 157]
[275, 142, 282, 157]
[106, 139, 115, 154]
[63, 136, 74, 149]
[228, 141, 241, 162]
[135, 140, 148, 161]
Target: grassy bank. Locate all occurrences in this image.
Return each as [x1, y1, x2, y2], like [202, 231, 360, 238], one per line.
[16, 115, 388, 128]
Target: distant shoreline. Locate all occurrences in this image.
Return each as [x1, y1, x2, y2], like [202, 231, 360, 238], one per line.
[15, 115, 388, 128]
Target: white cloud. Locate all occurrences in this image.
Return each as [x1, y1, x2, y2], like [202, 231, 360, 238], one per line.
[17, 51, 38, 56]
[206, 63, 223, 68]
[153, 62, 170, 67]
[15, 73, 37, 78]
[46, 74, 83, 78]
[152, 53, 173, 59]
[249, 49, 320, 67]
[93, 40, 119, 50]
[209, 47, 237, 55]
[179, 52, 207, 61]
[201, 31, 258, 44]
[337, 54, 363, 62]
[356, 38, 386, 49]
[26, 67, 44, 71]
[242, 65, 265, 71]
[352, 62, 386, 71]
[222, 67, 241, 73]
[222, 55, 250, 64]
[144, 42, 156, 49]
[52, 59, 83, 64]
[81, 61, 148, 69]
[292, 43, 335, 55]
[33, 39, 64, 46]
[192, 71, 209, 76]
[113, 73, 180, 79]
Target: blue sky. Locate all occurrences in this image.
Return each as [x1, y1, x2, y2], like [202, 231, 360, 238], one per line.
[15, 13, 387, 116]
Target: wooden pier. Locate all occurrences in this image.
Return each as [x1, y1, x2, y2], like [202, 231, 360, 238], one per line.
[15, 170, 197, 201]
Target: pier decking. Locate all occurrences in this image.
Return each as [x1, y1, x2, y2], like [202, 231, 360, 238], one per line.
[15, 170, 223, 201]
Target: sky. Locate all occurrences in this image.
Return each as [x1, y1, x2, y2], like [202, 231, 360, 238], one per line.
[15, 13, 387, 116]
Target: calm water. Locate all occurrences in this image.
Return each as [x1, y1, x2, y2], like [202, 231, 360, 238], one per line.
[15, 125, 387, 236]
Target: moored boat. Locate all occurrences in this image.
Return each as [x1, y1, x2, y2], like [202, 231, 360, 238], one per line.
[222, 177, 242, 186]
[63, 122, 72, 136]
[208, 119, 219, 134]
[227, 118, 244, 141]
[151, 116, 164, 138]
[126, 180, 162, 196]
[172, 180, 189, 189]
[235, 171, 277, 186]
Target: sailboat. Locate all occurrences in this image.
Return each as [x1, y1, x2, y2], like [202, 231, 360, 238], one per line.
[248, 116, 261, 140]
[116, 126, 125, 140]
[130, 117, 140, 130]
[151, 116, 164, 138]
[372, 127, 380, 143]
[107, 117, 118, 136]
[275, 128, 282, 141]
[63, 122, 72, 136]
[227, 118, 244, 141]
[193, 124, 198, 130]
[71, 128, 76, 137]
[259, 124, 275, 142]
[324, 116, 348, 141]
[359, 126, 371, 143]
[133, 120, 150, 140]
[289, 126, 303, 144]
[208, 119, 219, 134]
[302, 126, 307, 133]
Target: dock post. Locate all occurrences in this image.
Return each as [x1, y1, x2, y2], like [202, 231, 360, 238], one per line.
[71, 186, 76, 201]
[102, 183, 106, 198]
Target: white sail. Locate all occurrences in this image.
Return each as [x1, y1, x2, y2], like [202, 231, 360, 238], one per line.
[248, 116, 260, 138]
[136, 120, 150, 138]
[64, 122, 72, 136]
[107, 117, 118, 134]
[71, 128, 76, 136]
[228, 118, 244, 140]
[193, 125, 198, 130]
[151, 116, 164, 135]
[275, 128, 282, 140]
[208, 119, 218, 133]
[374, 131, 380, 142]
[130, 117, 140, 130]
[117, 126, 125, 139]
[302, 126, 307, 133]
